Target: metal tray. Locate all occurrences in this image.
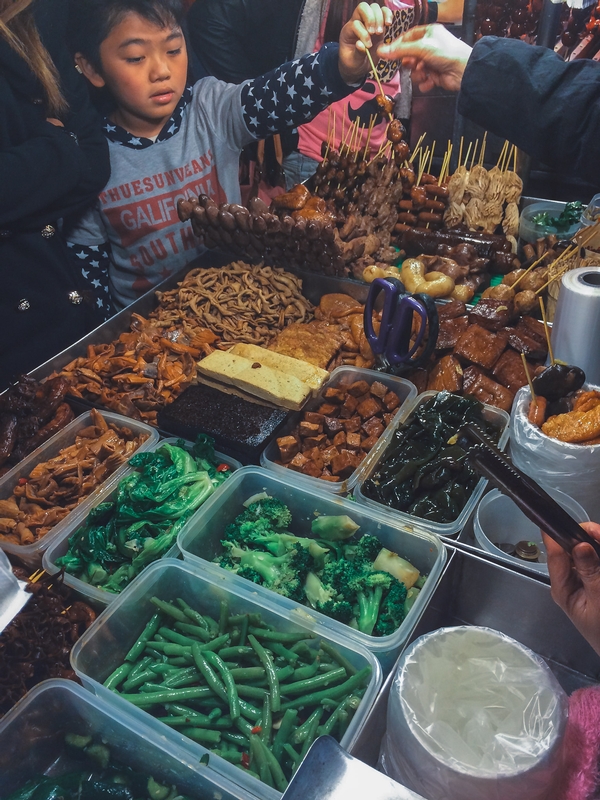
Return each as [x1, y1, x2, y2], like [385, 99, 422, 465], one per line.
[282, 737, 427, 800]
[349, 545, 600, 770]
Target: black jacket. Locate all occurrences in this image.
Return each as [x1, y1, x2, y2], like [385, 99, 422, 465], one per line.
[0, 0, 110, 390]
[459, 37, 600, 186]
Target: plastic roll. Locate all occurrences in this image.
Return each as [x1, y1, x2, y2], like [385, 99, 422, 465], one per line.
[551, 267, 600, 384]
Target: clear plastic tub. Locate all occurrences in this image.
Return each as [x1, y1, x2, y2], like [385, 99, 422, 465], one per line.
[0, 411, 158, 569]
[519, 201, 581, 243]
[70, 558, 382, 800]
[473, 487, 589, 576]
[260, 367, 416, 495]
[42, 439, 242, 608]
[0, 679, 251, 800]
[177, 467, 446, 671]
[354, 392, 511, 539]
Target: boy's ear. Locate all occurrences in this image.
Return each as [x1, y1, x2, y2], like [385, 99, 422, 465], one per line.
[75, 53, 106, 88]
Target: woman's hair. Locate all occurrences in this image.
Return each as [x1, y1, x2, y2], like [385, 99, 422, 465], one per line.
[69, 0, 185, 73]
[323, 0, 385, 43]
[0, 0, 67, 115]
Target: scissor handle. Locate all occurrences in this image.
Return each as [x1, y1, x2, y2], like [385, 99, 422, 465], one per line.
[386, 294, 430, 366]
[364, 277, 404, 356]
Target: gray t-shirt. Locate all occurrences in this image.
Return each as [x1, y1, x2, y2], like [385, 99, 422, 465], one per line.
[68, 78, 251, 307]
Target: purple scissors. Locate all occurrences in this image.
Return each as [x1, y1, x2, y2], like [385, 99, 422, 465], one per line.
[364, 277, 439, 373]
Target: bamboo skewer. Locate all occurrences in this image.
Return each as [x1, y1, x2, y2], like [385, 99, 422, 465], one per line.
[470, 139, 479, 170]
[535, 221, 600, 295]
[409, 133, 426, 164]
[521, 353, 538, 408]
[496, 140, 509, 169]
[362, 114, 376, 160]
[427, 141, 436, 175]
[512, 144, 518, 173]
[510, 251, 550, 290]
[463, 141, 473, 172]
[365, 46, 393, 122]
[479, 131, 488, 167]
[539, 297, 555, 365]
[458, 136, 464, 169]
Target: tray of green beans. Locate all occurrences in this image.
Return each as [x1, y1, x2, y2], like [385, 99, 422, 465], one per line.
[71, 559, 382, 800]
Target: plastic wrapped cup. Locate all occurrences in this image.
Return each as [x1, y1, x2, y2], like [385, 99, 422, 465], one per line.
[380, 626, 567, 800]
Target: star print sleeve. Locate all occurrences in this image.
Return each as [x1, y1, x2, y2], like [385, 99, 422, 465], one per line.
[240, 43, 360, 141]
[66, 241, 115, 321]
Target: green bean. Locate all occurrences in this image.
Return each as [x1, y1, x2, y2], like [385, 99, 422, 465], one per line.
[292, 659, 321, 682]
[249, 628, 313, 644]
[281, 667, 346, 697]
[269, 642, 300, 664]
[319, 641, 357, 676]
[289, 642, 314, 662]
[145, 648, 166, 661]
[234, 716, 254, 738]
[202, 614, 220, 636]
[290, 708, 324, 745]
[128, 655, 152, 680]
[283, 743, 301, 771]
[103, 662, 133, 691]
[260, 693, 272, 745]
[150, 663, 183, 676]
[274, 665, 295, 682]
[159, 627, 199, 647]
[299, 708, 323, 760]
[180, 726, 222, 744]
[139, 682, 168, 692]
[218, 600, 229, 636]
[236, 685, 268, 701]
[204, 650, 241, 721]
[250, 735, 273, 788]
[221, 731, 249, 747]
[229, 612, 262, 626]
[125, 613, 162, 662]
[215, 749, 243, 764]
[164, 667, 201, 689]
[218, 646, 255, 660]
[280, 667, 371, 711]
[120, 686, 213, 706]
[228, 667, 264, 681]
[318, 696, 354, 737]
[150, 597, 188, 623]
[197, 633, 231, 652]
[157, 715, 213, 728]
[174, 621, 211, 642]
[272, 709, 298, 762]
[248, 634, 280, 713]
[256, 736, 289, 792]
[237, 614, 249, 646]
[153, 633, 167, 642]
[192, 643, 228, 700]
[122, 669, 157, 692]
[147, 642, 191, 657]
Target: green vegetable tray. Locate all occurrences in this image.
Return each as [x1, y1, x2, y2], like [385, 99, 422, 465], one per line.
[70, 558, 382, 800]
[0, 679, 251, 800]
[177, 467, 446, 672]
[42, 439, 242, 608]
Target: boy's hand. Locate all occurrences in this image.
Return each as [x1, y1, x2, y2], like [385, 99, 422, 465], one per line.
[339, 2, 393, 86]
[542, 522, 600, 657]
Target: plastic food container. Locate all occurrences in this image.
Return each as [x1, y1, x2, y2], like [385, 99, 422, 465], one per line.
[519, 201, 581, 243]
[474, 488, 589, 575]
[0, 411, 158, 569]
[70, 558, 382, 800]
[43, 438, 241, 608]
[354, 391, 511, 539]
[177, 466, 446, 671]
[0, 679, 251, 800]
[260, 367, 416, 495]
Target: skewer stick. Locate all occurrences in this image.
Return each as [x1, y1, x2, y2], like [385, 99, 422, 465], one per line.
[535, 247, 579, 294]
[539, 297, 555, 365]
[521, 353, 538, 407]
[479, 131, 488, 167]
[364, 46, 393, 122]
[409, 133, 426, 163]
[458, 136, 464, 169]
[512, 144, 518, 173]
[496, 140, 509, 169]
[463, 141, 473, 172]
[427, 140, 436, 175]
[363, 114, 376, 160]
[470, 139, 479, 170]
[510, 251, 550, 289]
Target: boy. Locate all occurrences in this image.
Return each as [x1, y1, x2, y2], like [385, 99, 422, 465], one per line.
[67, 0, 392, 310]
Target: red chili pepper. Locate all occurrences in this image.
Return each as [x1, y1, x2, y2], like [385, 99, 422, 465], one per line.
[241, 752, 250, 768]
[216, 464, 230, 473]
[251, 726, 262, 734]
[18, 478, 27, 486]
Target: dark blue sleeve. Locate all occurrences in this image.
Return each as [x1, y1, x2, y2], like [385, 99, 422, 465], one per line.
[458, 37, 600, 184]
[66, 241, 115, 321]
[240, 43, 362, 138]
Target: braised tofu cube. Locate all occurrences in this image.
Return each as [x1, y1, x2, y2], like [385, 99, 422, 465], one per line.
[305, 433, 327, 448]
[288, 452, 309, 472]
[383, 391, 400, 412]
[305, 447, 324, 472]
[323, 387, 346, 403]
[369, 381, 389, 399]
[427, 355, 463, 393]
[438, 299, 467, 320]
[463, 366, 514, 412]
[361, 434, 380, 451]
[340, 394, 359, 419]
[318, 403, 339, 417]
[303, 411, 325, 426]
[277, 435, 299, 463]
[346, 432, 362, 450]
[507, 319, 548, 361]
[347, 380, 371, 397]
[331, 450, 360, 478]
[383, 412, 394, 426]
[437, 316, 469, 350]
[454, 324, 509, 370]
[362, 416, 385, 438]
[357, 397, 382, 419]
[343, 416, 362, 433]
[320, 473, 342, 483]
[332, 430, 347, 447]
[301, 460, 323, 478]
[492, 349, 529, 392]
[299, 421, 321, 438]
[321, 445, 340, 466]
[324, 416, 344, 436]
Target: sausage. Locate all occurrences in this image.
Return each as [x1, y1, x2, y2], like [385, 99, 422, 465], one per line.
[420, 173, 437, 184]
[177, 198, 195, 222]
[393, 222, 411, 233]
[0, 414, 17, 466]
[399, 167, 416, 188]
[410, 186, 428, 209]
[205, 204, 219, 226]
[399, 199, 414, 211]
[528, 397, 547, 427]
[218, 210, 236, 231]
[417, 211, 443, 225]
[424, 183, 449, 198]
[12, 403, 74, 462]
[234, 211, 250, 231]
[252, 214, 267, 234]
[425, 198, 446, 212]
[192, 205, 207, 226]
[397, 212, 418, 225]
[393, 141, 410, 161]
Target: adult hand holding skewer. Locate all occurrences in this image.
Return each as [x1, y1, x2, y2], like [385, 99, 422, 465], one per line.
[377, 24, 472, 93]
[338, 2, 393, 86]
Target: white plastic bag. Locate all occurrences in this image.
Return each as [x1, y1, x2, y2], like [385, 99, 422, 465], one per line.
[379, 626, 567, 800]
[511, 385, 600, 519]
[0, 549, 30, 633]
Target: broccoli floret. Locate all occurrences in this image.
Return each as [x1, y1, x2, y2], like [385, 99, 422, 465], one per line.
[245, 497, 292, 531]
[229, 545, 310, 602]
[303, 571, 355, 623]
[343, 534, 382, 565]
[222, 498, 292, 546]
[352, 571, 392, 636]
[237, 565, 263, 584]
[373, 579, 408, 637]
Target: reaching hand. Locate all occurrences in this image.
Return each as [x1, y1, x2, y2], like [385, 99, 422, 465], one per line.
[338, 2, 393, 86]
[543, 522, 600, 657]
[377, 24, 472, 93]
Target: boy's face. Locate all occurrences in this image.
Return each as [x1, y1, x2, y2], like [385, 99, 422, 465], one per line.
[78, 12, 188, 135]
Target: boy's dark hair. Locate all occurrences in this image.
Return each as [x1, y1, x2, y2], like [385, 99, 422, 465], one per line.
[69, 0, 185, 71]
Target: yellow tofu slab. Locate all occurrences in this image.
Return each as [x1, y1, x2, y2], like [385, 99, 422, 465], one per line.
[230, 343, 329, 393]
